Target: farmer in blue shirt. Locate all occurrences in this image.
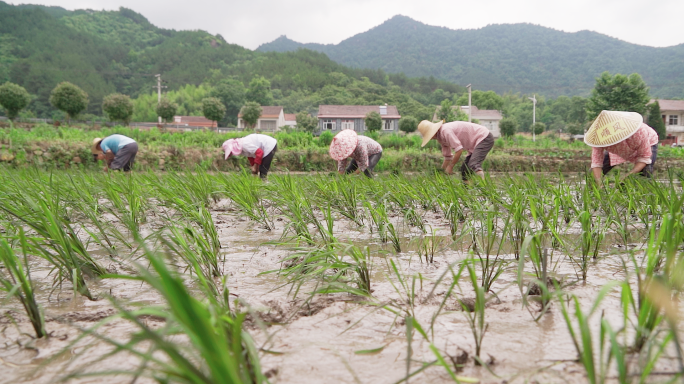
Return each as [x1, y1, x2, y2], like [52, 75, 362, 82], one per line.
[91, 134, 138, 172]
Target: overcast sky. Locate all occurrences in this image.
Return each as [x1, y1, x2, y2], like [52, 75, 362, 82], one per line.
[13, 0, 684, 49]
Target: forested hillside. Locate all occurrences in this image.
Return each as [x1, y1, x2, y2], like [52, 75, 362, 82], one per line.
[258, 15, 684, 99]
[0, 2, 461, 120]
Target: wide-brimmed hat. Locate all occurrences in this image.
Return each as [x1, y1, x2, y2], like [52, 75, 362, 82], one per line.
[584, 111, 643, 147]
[221, 138, 242, 160]
[91, 138, 103, 154]
[329, 130, 359, 161]
[417, 120, 443, 147]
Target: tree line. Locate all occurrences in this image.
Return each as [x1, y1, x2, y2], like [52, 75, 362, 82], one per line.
[0, 71, 668, 140]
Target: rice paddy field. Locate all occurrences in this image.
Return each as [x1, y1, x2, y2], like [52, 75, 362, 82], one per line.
[1, 168, 684, 383]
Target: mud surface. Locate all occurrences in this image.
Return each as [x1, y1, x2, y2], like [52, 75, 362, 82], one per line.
[0, 201, 680, 384]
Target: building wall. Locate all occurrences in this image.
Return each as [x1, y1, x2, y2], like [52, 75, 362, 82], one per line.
[663, 109, 684, 145]
[317, 117, 399, 134]
[478, 119, 501, 137]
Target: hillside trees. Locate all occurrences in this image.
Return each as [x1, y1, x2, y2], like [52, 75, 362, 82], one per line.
[246, 76, 274, 106]
[455, 90, 504, 110]
[49, 82, 89, 121]
[365, 111, 382, 132]
[241, 102, 262, 129]
[0, 82, 31, 121]
[102, 93, 134, 125]
[209, 79, 245, 126]
[437, 99, 456, 122]
[587, 72, 650, 119]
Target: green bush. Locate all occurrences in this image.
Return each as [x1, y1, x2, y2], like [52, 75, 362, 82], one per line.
[499, 117, 518, 137]
[318, 131, 334, 147]
[398, 116, 418, 133]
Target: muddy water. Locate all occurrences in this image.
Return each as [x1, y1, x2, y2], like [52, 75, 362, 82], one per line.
[0, 205, 680, 383]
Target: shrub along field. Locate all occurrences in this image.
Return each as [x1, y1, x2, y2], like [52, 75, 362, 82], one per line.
[2, 124, 684, 173]
[1, 169, 684, 383]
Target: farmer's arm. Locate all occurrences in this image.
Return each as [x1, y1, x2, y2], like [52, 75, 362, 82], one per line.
[103, 150, 115, 171]
[445, 150, 464, 175]
[251, 148, 264, 174]
[590, 147, 604, 185]
[626, 162, 647, 176]
[625, 139, 652, 177]
[338, 159, 347, 175]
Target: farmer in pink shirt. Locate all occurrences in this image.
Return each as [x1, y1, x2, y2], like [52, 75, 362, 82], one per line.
[584, 111, 659, 186]
[417, 120, 494, 180]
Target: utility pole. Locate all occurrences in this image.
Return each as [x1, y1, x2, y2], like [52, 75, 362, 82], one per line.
[466, 84, 472, 123]
[528, 94, 537, 142]
[154, 74, 167, 124]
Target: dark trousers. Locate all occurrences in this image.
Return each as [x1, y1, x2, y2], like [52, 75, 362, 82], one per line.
[259, 144, 277, 179]
[602, 144, 658, 178]
[346, 151, 382, 178]
[110, 142, 138, 172]
[461, 133, 494, 181]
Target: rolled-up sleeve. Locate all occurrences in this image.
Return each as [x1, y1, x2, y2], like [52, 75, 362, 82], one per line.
[591, 147, 604, 169]
[635, 140, 653, 164]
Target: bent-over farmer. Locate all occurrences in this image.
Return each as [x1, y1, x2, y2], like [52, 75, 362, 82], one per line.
[222, 134, 278, 179]
[329, 129, 383, 178]
[584, 110, 659, 186]
[92, 134, 138, 172]
[417, 120, 494, 181]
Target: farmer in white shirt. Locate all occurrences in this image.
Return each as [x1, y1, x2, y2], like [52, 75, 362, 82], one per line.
[222, 134, 278, 179]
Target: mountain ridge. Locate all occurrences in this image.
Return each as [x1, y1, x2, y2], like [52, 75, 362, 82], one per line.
[258, 15, 684, 98]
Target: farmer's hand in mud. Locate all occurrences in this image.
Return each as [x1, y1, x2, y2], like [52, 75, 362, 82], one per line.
[250, 164, 259, 175]
[444, 165, 455, 175]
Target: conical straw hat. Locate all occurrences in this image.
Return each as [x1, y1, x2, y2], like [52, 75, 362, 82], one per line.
[584, 111, 643, 147]
[329, 129, 359, 161]
[91, 138, 103, 154]
[417, 120, 443, 147]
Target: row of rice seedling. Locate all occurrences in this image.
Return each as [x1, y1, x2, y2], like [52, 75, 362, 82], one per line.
[2, 168, 684, 382]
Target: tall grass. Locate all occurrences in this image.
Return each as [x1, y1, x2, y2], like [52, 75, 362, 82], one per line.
[0, 231, 46, 338]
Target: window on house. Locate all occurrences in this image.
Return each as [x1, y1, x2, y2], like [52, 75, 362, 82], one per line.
[323, 119, 335, 130]
[341, 119, 354, 130]
[383, 120, 393, 131]
[669, 115, 679, 126]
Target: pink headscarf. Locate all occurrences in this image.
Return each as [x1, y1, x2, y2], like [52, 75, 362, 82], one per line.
[222, 138, 242, 160]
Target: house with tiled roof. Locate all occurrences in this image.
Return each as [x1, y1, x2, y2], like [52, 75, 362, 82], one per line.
[173, 116, 217, 128]
[237, 106, 286, 131]
[651, 99, 684, 144]
[432, 106, 503, 137]
[284, 113, 297, 127]
[317, 105, 401, 134]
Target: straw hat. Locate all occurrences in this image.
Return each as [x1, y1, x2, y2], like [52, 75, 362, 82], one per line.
[91, 138, 103, 154]
[329, 129, 359, 161]
[417, 120, 443, 147]
[584, 111, 643, 147]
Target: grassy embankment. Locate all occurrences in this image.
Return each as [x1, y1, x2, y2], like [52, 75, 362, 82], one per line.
[2, 124, 684, 173]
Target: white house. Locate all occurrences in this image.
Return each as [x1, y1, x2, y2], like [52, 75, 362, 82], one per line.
[432, 105, 503, 137]
[284, 113, 297, 127]
[652, 99, 684, 144]
[237, 106, 286, 131]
